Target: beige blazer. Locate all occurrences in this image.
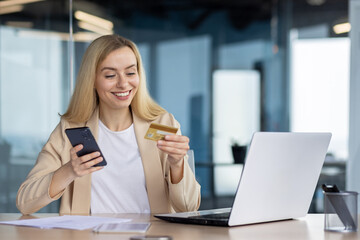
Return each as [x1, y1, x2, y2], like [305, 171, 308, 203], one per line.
[16, 108, 201, 215]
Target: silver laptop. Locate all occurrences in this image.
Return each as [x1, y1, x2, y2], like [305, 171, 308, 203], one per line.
[155, 132, 332, 227]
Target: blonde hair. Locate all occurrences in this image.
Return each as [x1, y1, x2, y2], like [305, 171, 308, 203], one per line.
[62, 34, 166, 123]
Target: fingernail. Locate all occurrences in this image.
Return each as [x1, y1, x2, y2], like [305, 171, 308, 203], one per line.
[158, 140, 163, 145]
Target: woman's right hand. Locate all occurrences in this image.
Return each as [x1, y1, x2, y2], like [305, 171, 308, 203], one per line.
[67, 144, 104, 178]
[49, 144, 104, 198]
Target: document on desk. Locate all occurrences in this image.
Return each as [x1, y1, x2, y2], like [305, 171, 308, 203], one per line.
[0, 215, 131, 230]
[93, 222, 151, 233]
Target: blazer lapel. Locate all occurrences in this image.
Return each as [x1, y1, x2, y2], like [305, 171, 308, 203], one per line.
[71, 108, 99, 214]
[132, 112, 169, 213]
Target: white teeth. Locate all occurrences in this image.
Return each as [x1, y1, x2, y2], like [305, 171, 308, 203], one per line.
[114, 91, 130, 97]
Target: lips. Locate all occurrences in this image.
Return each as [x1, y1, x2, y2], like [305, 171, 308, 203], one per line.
[113, 90, 131, 97]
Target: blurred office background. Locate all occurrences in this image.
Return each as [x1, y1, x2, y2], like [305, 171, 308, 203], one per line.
[1, 0, 360, 213]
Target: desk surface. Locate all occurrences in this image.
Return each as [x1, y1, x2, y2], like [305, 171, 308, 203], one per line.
[0, 213, 359, 240]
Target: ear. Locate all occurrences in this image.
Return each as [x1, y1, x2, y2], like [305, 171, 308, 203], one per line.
[94, 89, 99, 103]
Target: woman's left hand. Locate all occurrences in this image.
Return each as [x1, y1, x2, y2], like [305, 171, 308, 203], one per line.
[157, 134, 190, 183]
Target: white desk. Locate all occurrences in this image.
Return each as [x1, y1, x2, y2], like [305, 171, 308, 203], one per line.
[0, 213, 359, 240]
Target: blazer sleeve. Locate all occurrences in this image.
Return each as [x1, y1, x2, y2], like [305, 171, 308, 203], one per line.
[164, 116, 201, 212]
[16, 122, 67, 215]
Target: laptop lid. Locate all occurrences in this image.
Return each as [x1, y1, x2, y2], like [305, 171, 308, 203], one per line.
[228, 132, 331, 226]
[155, 132, 331, 227]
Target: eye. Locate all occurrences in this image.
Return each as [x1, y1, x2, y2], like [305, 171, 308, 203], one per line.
[105, 74, 116, 79]
[126, 72, 136, 76]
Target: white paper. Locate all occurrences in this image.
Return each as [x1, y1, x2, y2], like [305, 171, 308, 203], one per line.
[93, 222, 151, 233]
[0, 215, 131, 230]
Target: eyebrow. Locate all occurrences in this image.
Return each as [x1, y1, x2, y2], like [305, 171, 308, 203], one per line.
[125, 64, 137, 69]
[100, 64, 137, 72]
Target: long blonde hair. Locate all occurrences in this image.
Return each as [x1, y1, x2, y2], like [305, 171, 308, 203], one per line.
[62, 34, 166, 123]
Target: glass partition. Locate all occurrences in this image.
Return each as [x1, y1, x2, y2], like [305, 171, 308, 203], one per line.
[0, 0, 71, 212]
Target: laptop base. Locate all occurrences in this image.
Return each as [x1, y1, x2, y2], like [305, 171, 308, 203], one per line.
[154, 215, 229, 227]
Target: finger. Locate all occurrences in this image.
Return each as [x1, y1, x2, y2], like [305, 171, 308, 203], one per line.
[157, 140, 189, 150]
[79, 151, 101, 164]
[79, 165, 104, 176]
[83, 156, 103, 168]
[91, 166, 104, 172]
[157, 145, 188, 155]
[164, 135, 189, 143]
[87, 166, 104, 174]
[70, 144, 83, 160]
[71, 156, 104, 177]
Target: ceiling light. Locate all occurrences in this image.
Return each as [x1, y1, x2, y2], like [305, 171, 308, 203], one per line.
[74, 11, 113, 31]
[333, 22, 351, 34]
[78, 21, 113, 35]
[306, 0, 326, 6]
[17, 29, 69, 41]
[6, 21, 33, 28]
[17, 29, 101, 42]
[0, 0, 44, 8]
[73, 32, 102, 42]
[0, 5, 24, 15]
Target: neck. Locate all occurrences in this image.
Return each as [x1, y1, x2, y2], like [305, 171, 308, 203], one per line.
[99, 106, 133, 132]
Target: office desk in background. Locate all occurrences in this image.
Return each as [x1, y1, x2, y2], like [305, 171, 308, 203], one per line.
[0, 213, 359, 240]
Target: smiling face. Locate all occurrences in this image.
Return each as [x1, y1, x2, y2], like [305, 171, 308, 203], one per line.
[95, 46, 139, 115]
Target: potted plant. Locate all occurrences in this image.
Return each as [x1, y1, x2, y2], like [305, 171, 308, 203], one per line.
[231, 139, 247, 164]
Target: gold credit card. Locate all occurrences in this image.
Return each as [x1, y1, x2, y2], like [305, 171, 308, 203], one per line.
[144, 123, 178, 141]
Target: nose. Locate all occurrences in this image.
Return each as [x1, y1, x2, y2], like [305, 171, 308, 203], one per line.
[116, 74, 128, 88]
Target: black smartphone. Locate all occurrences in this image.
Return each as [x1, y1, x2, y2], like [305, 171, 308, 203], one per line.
[65, 127, 107, 167]
[322, 184, 356, 230]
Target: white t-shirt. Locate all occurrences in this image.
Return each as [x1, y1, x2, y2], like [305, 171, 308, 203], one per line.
[90, 120, 150, 213]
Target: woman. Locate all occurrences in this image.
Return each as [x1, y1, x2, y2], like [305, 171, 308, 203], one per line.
[16, 34, 201, 215]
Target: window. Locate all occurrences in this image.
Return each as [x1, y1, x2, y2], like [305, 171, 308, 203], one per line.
[290, 36, 350, 160]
